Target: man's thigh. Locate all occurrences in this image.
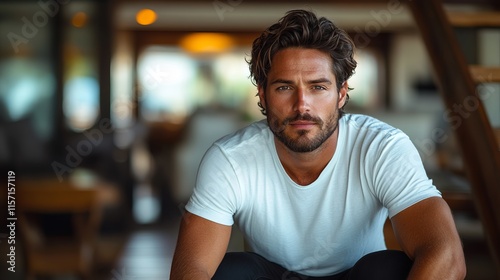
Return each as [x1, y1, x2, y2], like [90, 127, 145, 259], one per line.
[212, 252, 350, 280]
[212, 252, 286, 280]
[212, 250, 411, 280]
[346, 250, 412, 280]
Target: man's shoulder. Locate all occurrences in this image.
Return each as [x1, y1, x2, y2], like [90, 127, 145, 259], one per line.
[214, 119, 270, 152]
[343, 113, 402, 138]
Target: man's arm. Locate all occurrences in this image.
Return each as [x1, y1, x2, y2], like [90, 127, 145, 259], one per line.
[170, 211, 232, 280]
[391, 197, 466, 279]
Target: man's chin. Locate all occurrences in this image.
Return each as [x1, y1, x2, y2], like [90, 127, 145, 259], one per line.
[281, 136, 321, 153]
[285, 143, 319, 153]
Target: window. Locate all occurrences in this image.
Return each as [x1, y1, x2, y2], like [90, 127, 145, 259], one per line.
[348, 49, 380, 109]
[137, 46, 198, 121]
[62, 1, 100, 131]
[136, 45, 257, 122]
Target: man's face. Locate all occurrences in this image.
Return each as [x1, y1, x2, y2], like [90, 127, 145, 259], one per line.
[259, 48, 347, 153]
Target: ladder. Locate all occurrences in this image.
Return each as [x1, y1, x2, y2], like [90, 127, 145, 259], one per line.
[407, 0, 500, 275]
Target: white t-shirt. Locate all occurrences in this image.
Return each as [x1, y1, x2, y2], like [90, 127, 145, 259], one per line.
[186, 114, 441, 276]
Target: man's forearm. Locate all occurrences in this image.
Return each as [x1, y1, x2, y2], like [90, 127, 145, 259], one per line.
[170, 266, 212, 280]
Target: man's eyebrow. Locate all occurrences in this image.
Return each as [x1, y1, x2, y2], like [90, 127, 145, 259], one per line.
[308, 78, 333, 85]
[269, 79, 293, 85]
[269, 78, 333, 85]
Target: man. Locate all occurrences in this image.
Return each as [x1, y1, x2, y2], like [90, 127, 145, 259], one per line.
[170, 9, 466, 280]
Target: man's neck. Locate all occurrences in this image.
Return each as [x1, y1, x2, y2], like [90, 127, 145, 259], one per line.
[274, 128, 339, 186]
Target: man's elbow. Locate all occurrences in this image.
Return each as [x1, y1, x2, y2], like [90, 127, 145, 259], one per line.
[444, 244, 467, 279]
[412, 241, 467, 279]
[454, 252, 467, 279]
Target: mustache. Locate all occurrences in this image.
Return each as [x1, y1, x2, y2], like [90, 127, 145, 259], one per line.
[283, 113, 323, 126]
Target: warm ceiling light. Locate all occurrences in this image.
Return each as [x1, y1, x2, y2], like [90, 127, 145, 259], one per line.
[180, 33, 234, 54]
[71, 12, 87, 28]
[136, 9, 157, 26]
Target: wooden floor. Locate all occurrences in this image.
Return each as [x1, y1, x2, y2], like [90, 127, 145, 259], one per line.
[104, 226, 178, 279]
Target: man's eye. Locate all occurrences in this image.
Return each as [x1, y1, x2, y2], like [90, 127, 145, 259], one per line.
[277, 86, 291, 91]
[313, 85, 326, 90]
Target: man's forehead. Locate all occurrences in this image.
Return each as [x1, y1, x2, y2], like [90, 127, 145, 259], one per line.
[267, 48, 336, 79]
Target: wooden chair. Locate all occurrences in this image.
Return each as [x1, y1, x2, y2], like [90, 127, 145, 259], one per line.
[17, 185, 102, 280]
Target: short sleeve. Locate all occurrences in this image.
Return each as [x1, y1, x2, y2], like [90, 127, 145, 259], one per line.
[185, 144, 240, 226]
[371, 132, 442, 218]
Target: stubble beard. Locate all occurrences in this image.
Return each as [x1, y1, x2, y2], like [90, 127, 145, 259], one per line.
[269, 110, 340, 153]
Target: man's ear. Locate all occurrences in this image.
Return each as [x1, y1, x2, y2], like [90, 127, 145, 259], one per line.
[258, 86, 266, 110]
[338, 81, 348, 108]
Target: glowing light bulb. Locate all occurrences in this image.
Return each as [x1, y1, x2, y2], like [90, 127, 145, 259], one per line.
[71, 12, 87, 28]
[136, 9, 157, 26]
[180, 33, 234, 54]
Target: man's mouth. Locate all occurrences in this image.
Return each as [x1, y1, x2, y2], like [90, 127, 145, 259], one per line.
[289, 120, 316, 129]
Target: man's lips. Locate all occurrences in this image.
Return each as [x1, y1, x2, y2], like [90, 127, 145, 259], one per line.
[289, 120, 317, 129]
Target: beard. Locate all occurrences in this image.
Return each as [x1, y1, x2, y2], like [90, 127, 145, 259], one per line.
[268, 109, 340, 153]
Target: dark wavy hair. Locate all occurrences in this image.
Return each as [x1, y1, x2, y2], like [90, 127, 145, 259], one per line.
[248, 9, 357, 115]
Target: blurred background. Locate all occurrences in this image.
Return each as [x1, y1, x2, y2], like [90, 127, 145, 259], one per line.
[0, 0, 499, 279]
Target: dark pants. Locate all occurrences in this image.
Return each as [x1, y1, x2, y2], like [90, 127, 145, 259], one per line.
[213, 250, 412, 280]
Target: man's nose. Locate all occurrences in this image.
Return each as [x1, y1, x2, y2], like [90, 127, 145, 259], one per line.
[294, 88, 310, 113]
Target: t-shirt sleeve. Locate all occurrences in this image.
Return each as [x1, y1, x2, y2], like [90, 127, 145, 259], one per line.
[371, 131, 442, 218]
[185, 144, 240, 226]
